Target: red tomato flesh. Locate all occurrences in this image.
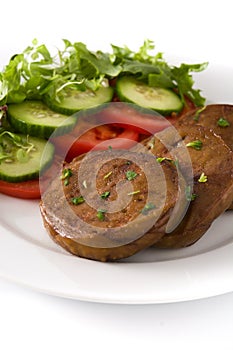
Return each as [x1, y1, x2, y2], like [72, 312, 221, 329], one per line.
[0, 155, 62, 199]
[0, 99, 196, 199]
[97, 99, 196, 134]
[96, 104, 171, 135]
[52, 123, 139, 162]
[0, 179, 41, 199]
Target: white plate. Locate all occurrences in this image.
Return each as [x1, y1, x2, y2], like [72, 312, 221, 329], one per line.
[0, 62, 233, 304]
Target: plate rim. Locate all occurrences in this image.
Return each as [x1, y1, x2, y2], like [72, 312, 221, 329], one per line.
[0, 205, 233, 304]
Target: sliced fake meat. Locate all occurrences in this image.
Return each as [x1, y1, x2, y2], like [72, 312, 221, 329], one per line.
[181, 104, 233, 150]
[137, 121, 233, 248]
[40, 149, 187, 261]
[177, 104, 233, 209]
[147, 121, 233, 248]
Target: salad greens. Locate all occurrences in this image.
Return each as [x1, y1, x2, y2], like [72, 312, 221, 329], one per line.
[0, 39, 207, 106]
[0, 130, 35, 163]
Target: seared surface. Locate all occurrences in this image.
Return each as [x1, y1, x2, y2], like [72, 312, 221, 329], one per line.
[177, 104, 233, 210]
[40, 104, 233, 257]
[151, 120, 233, 248]
[40, 149, 185, 261]
[181, 104, 233, 150]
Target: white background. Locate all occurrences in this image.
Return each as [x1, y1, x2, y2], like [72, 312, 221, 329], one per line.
[1, 0, 233, 349]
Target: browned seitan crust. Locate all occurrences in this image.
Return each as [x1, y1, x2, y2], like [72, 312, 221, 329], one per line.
[178, 104, 233, 210]
[40, 149, 186, 261]
[149, 118, 233, 248]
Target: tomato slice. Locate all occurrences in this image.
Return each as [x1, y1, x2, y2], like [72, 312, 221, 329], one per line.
[0, 179, 41, 199]
[97, 99, 196, 134]
[97, 104, 170, 135]
[0, 100, 196, 199]
[0, 155, 62, 199]
[52, 123, 139, 162]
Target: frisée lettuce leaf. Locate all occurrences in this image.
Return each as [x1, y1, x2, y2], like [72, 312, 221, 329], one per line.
[0, 39, 207, 106]
[111, 40, 208, 106]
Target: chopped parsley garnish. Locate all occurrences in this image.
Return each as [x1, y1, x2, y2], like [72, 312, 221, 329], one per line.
[191, 193, 197, 201]
[126, 170, 138, 181]
[103, 171, 112, 179]
[60, 168, 73, 186]
[71, 196, 85, 205]
[217, 117, 230, 127]
[97, 209, 106, 221]
[156, 157, 172, 163]
[186, 139, 203, 150]
[100, 191, 110, 199]
[82, 180, 87, 189]
[141, 203, 156, 215]
[156, 157, 166, 163]
[198, 172, 208, 183]
[64, 179, 70, 186]
[185, 186, 197, 201]
[127, 190, 140, 196]
[193, 106, 206, 121]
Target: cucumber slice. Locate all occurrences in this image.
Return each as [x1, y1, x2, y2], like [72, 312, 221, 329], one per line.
[0, 133, 54, 182]
[7, 101, 76, 139]
[44, 86, 114, 115]
[116, 76, 183, 115]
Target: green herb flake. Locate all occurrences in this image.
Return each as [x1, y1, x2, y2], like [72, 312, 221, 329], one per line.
[191, 193, 197, 201]
[185, 186, 197, 201]
[186, 139, 203, 150]
[97, 209, 106, 221]
[193, 106, 206, 121]
[103, 171, 112, 179]
[71, 196, 85, 205]
[60, 168, 72, 185]
[198, 172, 208, 183]
[63, 179, 69, 186]
[156, 157, 165, 163]
[156, 157, 172, 163]
[126, 170, 138, 181]
[100, 191, 110, 199]
[217, 117, 230, 128]
[127, 190, 140, 196]
[82, 180, 87, 189]
[141, 203, 156, 215]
